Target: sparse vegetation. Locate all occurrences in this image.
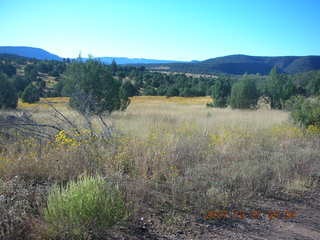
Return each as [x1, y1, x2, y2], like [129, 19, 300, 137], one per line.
[1, 54, 320, 239]
[1, 96, 320, 239]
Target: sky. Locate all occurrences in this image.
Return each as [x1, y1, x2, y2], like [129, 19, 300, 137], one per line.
[1, 0, 320, 60]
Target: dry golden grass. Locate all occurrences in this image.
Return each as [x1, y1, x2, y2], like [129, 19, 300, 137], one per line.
[130, 96, 213, 104]
[17, 96, 212, 109]
[111, 98, 288, 138]
[18, 97, 69, 109]
[1, 96, 320, 239]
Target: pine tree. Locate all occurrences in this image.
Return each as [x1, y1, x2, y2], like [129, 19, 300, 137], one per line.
[21, 83, 40, 103]
[62, 59, 128, 115]
[0, 73, 18, 109]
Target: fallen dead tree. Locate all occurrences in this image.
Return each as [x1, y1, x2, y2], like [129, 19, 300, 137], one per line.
[0, 103, 114, 145]
[0, 112, 61, 143]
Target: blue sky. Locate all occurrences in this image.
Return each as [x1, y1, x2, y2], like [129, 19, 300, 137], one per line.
[1, 0, 320, 60]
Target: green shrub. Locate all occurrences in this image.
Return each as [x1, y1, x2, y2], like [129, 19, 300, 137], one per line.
[289, 96, 320, 128]
[21, 83, 40, 103]
[283, 95, 305, 111]
[44, 175, 127, 238]
[0, 73, 18, 109]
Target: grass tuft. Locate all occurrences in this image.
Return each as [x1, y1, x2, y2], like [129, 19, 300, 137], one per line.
[43, 175, 127, 238]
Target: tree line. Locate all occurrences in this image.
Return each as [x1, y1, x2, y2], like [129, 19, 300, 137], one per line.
[210, 67, 300, 109]
[1, 55, 320, 127]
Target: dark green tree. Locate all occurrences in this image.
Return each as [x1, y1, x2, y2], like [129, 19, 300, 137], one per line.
[211, 77, 231, 107]
[157, 85, 168, 96]
[0, 73, 18, 109]
[265, 67, 297, 109]
[111, 59, 117, 76]
[119, 81, 137, 110]
[166, 86, 179, 97]
[0, 63, 16, 77]
[24, 64, 38, 81]
[10, 75, 31, 95]
[21, 83, 40, 103]
[52, 81, 64, 97]
[180, 88, 193, 97]
[230, 78, 259, 109]
[120, 81, 137, 98]
[63, 59, 128, 115]
[37, 62, 50, 73]
[142, 87, 157, 96]
[38, 79, 46, 89]
[306, 72, 320, 96]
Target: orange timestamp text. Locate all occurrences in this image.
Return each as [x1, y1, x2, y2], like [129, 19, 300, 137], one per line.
[204, 210, 297, 220]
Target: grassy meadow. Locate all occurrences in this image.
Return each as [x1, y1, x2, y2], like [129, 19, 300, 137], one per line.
[1, 96, 320, 238]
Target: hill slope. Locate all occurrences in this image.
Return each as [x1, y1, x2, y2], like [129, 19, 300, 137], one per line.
[146, 54, 320, 75]
[0, 46, 62, 61]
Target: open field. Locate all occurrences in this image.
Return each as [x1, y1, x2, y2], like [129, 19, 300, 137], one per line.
[1, 97, 320, 239]
[17, 96, 213, 108]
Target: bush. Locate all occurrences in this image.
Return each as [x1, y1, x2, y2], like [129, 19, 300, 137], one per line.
[21, 83, 40, 103]
[0, 73, 18, 109]
[230, 78, 259, 109]
[288, 96, 320, 128]
[44, 175, 127, 238]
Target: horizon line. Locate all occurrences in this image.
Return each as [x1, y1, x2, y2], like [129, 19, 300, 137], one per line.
[1, 45, 320, 61]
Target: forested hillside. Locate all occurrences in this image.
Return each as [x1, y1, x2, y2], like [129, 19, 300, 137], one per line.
[145, 54, 320, 75]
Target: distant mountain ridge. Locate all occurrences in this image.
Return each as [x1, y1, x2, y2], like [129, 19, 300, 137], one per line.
[1, 46, 320, 74]
[147, 54, 320, 75]
[0, 46, 185, 64]
[0, 46, 62, 61]
[93, 57, 184, 64]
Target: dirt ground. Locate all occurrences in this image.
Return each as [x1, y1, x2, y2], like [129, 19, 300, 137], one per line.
[108, 189, 320, 240]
